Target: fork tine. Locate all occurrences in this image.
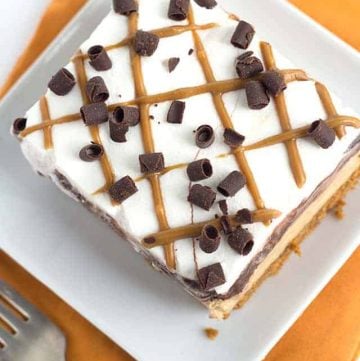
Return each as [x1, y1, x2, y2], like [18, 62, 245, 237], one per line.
[0, 327, 14, 349]
[0, 281, 38, 320]
[0, 303, 23, 332]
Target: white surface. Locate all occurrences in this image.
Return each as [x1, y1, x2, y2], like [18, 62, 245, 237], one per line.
[0, 1, 359, 361]
[0, 0, 51, 86]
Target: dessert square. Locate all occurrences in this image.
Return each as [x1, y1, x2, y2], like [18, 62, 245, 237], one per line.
[12, 0, 360, 319]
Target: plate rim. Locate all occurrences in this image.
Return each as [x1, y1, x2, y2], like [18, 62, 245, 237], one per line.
[1, 1, 359, 360]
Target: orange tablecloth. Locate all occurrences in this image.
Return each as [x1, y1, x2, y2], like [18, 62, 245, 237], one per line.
[0, 1, 359, 360]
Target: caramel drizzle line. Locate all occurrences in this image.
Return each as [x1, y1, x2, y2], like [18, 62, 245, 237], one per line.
[261, 42, 306, 188]
[19, 69, 307, 139]
[73, 23, 218, 61]
[244, 116, 359, 151]
[110, 69, 307, 108]
[188, 7, 265, 210]
[128, 12, 175, 270]
[72, 51, 116, 199]
[39, 96, 53, 149]
[133, 116, 360, 183]
[143, 208, 281, 249]
[315, 82, 345, 139]
[134, 162, 188, 182]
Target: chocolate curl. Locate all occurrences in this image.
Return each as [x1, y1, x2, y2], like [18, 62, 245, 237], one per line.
[245, 80, 270, 110]
[231, 20, 255, 49]
[86, 76, 109, 103]
[187, 159, 213, 182]
[81, 103, 109, 126]
[195, 125, 215, 148]
[188, 184, 216, 211]
[113, 0, 138, 15]
[198, 224, 221, 253]
[109, 107, 130, 143]
[48, 68, 76, 96]
[217, 171, 246, 197]
[79, 143, 104, 162]
[109, 176, 138, 203]
[198, 263, 226, 291]
[88, 45, 112, 71]
[167, 100, 185, 124]
[12, 118, 27, 135]
[262, 71, 287, 96]
[133, 31, 160, 57]
[168, 0, 190, 21]
[227, 227, 254, 255]
[308, 120, 336, 149]
[139, 153, 165, 173]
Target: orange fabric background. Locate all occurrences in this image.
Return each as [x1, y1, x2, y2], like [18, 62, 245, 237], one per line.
[0, 1, 359, 360]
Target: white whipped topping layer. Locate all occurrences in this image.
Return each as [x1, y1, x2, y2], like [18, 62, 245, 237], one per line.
[20, 0, 359, 295]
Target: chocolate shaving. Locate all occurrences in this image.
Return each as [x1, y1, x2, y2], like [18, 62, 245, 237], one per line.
[86, 76, 109, 103]
[114, 106, 140, 127]
[188, 48, 194, 55]
[167, 100, 185, 124]
[133, 30, 160, 56]
[187, 159, 213, 182]
[188, 184, 216, 211]
[224, 128, 245, 148]
[109, 107, 130, 143]
[235, 208, 253, 224]
[168, 57, 180, 72]
[227, 227, 254, 256]
[245, 81, 270, 110]
[195, 125, 215, 149]
[88, 46, 112, 71]
[198, 224, 221, 254]
[220, 215, 232, 235]
[262, 71, 287, 96]
[79, 143, 104, 162]
[48, 68, 76, 96]
[198, 263, 226, 291]
[168, 0, 190, 21]
[109, 176, 138, 203]
[236, 53, 264, 79]
[231, 20, 255, 49]
[80, 102, 109, 126]
[218, 200, 228, 215]
[139, 153, 165, 173]
[12, 118, 27, 135]
[194, 0, 217, 9]
[217, 171, 246, 197]
[113, 0, 138, 15]
[308, 119, 336, 149]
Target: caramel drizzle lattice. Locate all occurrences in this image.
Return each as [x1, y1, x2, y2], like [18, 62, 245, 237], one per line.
[20, 8, 360, 254]
[261, 42, 306, 188]
[128, 12, 175, 270]
[72, 51, 116, 198]
[20, 69, 307, 139]
[133, 115, 359, 183]
[144, 208, 282, 249]
[73, 22, 218, 61]
[188, 7, 265, 210]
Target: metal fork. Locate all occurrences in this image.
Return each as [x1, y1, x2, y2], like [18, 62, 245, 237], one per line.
[0, 281, 66, 361]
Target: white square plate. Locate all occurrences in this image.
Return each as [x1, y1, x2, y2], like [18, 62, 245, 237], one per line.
[0, 1, 359, 360]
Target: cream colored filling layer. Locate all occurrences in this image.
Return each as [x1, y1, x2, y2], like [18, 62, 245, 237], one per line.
[208, 150, 360, 319]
